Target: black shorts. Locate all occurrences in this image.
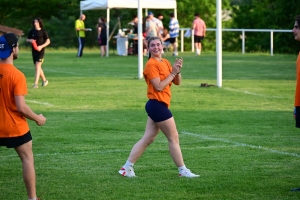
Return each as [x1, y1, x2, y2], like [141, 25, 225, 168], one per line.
[145, 99, 173, 122]
[296, 107, 300, 128]
[32, 51, 45, 64]
[194, 35, 204, 43]
[0, 131, 32, 148]
[169, 38, 176, 44]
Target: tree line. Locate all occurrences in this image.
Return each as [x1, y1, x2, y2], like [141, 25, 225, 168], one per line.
[1, 0, 299, 53]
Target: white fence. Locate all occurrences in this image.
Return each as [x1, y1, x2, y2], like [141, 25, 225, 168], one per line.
[179, 28, 292, 56]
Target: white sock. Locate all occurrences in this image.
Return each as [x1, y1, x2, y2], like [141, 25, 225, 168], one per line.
[199, 49, 201, 54]
[178, 165, 187, 171]
[28, 198, 37, 200]
[124, 160, 134, 168]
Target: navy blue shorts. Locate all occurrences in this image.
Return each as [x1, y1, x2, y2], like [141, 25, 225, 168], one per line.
[145, 99, 173, 122]
[0, 131, 32, 148]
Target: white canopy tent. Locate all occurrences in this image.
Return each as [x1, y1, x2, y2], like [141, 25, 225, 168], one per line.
[80, 0, 222, 86]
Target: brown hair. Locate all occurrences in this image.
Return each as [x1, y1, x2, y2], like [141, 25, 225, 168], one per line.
[147, 37, 163, 60]
[296, 15, 300, 27]
[32, 17, 44, 28]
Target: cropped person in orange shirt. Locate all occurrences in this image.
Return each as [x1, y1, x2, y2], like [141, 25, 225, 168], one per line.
[291, 14, 300, 192]
[0, 33, 47, 200]
[118, 36, 199, 178]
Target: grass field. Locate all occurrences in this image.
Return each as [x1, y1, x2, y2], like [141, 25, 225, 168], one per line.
[1, 50, 300, 200]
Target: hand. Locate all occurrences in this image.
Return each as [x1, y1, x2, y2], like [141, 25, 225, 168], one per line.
[36, 114, 46, 126]
[294, 107, 296, 119]
[172, 57, 183, 74]
[36, 46, 42, 52]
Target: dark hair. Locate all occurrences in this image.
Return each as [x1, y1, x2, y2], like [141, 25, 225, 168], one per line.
[147, 36, 163, 60]
[100, 17, 106, 23]
[296, 15, 300, 27]
[157, 13, 163, 17]
[32, 17, 44, 28]
[169, 13, 174, 18]
[194, 13, 200, 17]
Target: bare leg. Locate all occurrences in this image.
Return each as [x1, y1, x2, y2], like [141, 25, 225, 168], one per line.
[34, 62, 46, 84]
[39, 68, 46, 82]
[194, 42, 198, 51]
[173, 42, 178, 54]
[127, 117, 160, 163]
[157, 117, 184, 167]
[101, 46, 105, 57]
[14, 141, 36, 199]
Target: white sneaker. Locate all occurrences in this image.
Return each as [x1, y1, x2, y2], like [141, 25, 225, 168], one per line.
[42, 80, 49, 86]
[118, 166, 136, 177]
[32, 84, 38, 89]
[179, 169, 200, 178]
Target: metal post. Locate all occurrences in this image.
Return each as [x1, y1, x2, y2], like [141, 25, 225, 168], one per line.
[216, 0, 222, 87]
[242, 30, 245, 54]
[181, 29, 184, 52]
[270, 30, 273, 56]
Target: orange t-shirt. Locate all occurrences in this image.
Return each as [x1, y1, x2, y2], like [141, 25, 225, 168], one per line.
[0, 63, 29, 138]
[295, 53, 300, 106]
[143, 57, 173, 107]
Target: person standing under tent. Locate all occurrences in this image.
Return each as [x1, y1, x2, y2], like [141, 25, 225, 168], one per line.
[97, 17, 107, 57]
[26, 17, 50, 89]
[75, 14, 90, 57]
[157, 13, 164, 37]
[144, 16, 158, 56]
[191, 13, 206, 56]
[0, 33, 47, 200]
[118, 36, 199, 178]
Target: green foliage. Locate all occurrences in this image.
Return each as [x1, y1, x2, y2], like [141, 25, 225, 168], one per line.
[231, 0, 300, 54]
[1, 0, 299, 53]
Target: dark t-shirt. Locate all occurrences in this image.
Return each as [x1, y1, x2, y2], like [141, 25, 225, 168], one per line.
[98, 23, 107, 39]
[27, 29, 49, 52]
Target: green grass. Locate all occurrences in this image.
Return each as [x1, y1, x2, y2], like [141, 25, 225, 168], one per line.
[1, 50, 300, 200]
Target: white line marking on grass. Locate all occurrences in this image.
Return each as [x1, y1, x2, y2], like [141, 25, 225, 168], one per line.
[181, 131, 300, 158]
[26, 100, 54, 106]
[223, 87, 286, 99]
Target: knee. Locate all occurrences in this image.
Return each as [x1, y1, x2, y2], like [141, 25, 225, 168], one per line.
[141, 137, 155, 146]
[167, 134, 179, 144]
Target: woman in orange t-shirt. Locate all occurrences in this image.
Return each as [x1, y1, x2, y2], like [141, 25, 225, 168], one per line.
[119, 36, 199, 178]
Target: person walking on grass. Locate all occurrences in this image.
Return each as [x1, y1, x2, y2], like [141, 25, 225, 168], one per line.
[192, 13, 206, 56]
[0, 33, 47, 200]
[118, 36, 199, 178]
[291, 14, 300, 192]
[26, 17, 50, 89]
